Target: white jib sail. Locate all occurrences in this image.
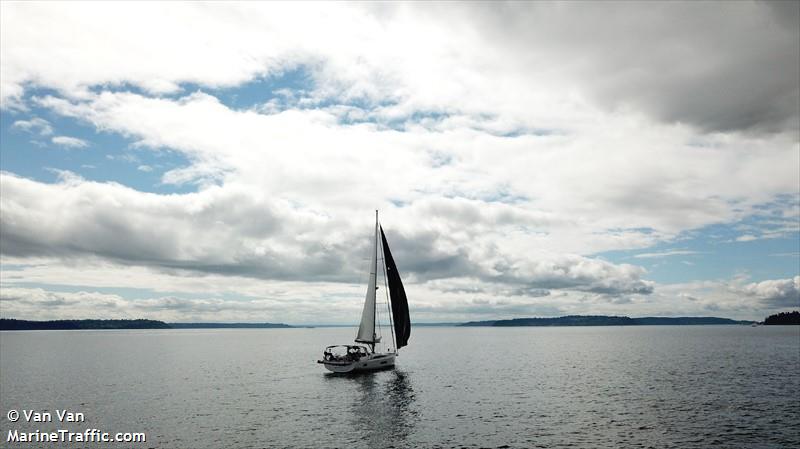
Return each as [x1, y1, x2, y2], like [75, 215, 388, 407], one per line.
[355, 219, 379, 343]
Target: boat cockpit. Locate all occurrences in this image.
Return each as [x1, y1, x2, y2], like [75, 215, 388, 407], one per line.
[322, 345, 370, 362]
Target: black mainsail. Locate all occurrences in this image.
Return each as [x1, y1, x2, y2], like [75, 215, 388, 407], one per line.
[380, 226, 411, 349]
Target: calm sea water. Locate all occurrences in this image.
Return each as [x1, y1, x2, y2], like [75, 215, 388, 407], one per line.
[1, 326, 798, 448]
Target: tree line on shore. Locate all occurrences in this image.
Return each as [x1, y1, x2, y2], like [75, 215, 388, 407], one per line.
[763, 311, 800, 325]
[0, 319, 292, 330]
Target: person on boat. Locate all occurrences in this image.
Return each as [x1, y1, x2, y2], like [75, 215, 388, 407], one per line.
[349, 346, 363, 361]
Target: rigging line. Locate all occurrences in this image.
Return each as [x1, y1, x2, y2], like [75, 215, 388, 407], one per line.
[370, 220, 381, 352]
[372, 215, 378, 352]
[379, 226, 396, 353]
[375, 259, 384, 345]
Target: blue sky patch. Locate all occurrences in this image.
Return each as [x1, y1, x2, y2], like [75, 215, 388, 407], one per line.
[1, 88, 195, 194]
[597, 219, 800, 284]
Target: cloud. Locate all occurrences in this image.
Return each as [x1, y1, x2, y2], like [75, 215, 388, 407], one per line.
[1, 259, 793, 323]
[732, 204, 800, 242]
[32, 89, 799, 240]
[453, 2, 799, 134]
[51, 135, 89, 148]
[0, 172, 357, 282]
[2, 3, 797, 135]
[0, 287, 125, 316]
[633, 250, 701, 259]
[630, 276, 800, 319]
[770, 252, 800, 258]
[11, 117, 52, 135]
[0, 287, 311, 323]
[0, 172, 654, 298]
[737, 276, 800, 308]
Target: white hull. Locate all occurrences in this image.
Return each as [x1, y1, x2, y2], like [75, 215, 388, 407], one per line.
[321, 353, 396, 373]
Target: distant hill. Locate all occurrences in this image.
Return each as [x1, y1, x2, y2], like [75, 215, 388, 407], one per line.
[632, 317, 754, 325]
[764, 311, 800, 325]
[461, 315, 754, 327]
[169, 322, 293, 329]
[0, 319, 170, 330]
[0, 319, 294, 330]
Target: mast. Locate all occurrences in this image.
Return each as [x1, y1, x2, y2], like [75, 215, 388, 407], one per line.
[355, 210, 379, 351]
[372, 210, 377, 348]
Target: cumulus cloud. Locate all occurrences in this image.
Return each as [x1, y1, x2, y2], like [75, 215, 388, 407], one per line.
[658, 275, 800, 314]
[0, 172, 653, 298]
[51, 135, 89, 148]
[0, 172, 359, 282]
[2, 3, 797, 135]
[11, 117, 52, 135]
[625, 276, 799, 320]
[738, 276, 800, 308]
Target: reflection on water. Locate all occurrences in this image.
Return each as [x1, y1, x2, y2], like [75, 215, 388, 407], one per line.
[324, 370, 417, 447]
[383, 370, 417, 443]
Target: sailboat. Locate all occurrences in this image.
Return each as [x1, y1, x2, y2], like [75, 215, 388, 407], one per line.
[318, 211, 411, 373]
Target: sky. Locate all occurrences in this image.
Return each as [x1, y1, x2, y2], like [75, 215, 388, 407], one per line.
[0, 1, 798, 324]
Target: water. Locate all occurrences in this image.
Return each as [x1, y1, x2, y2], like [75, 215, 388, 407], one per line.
[1, 326, 798, 448]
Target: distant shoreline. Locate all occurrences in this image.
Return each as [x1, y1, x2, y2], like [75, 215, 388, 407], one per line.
[4, 313, 797, 330]
[461, 315, 756, 327]
[169, 322, 293, 329]
[0, 319, 293, 331]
